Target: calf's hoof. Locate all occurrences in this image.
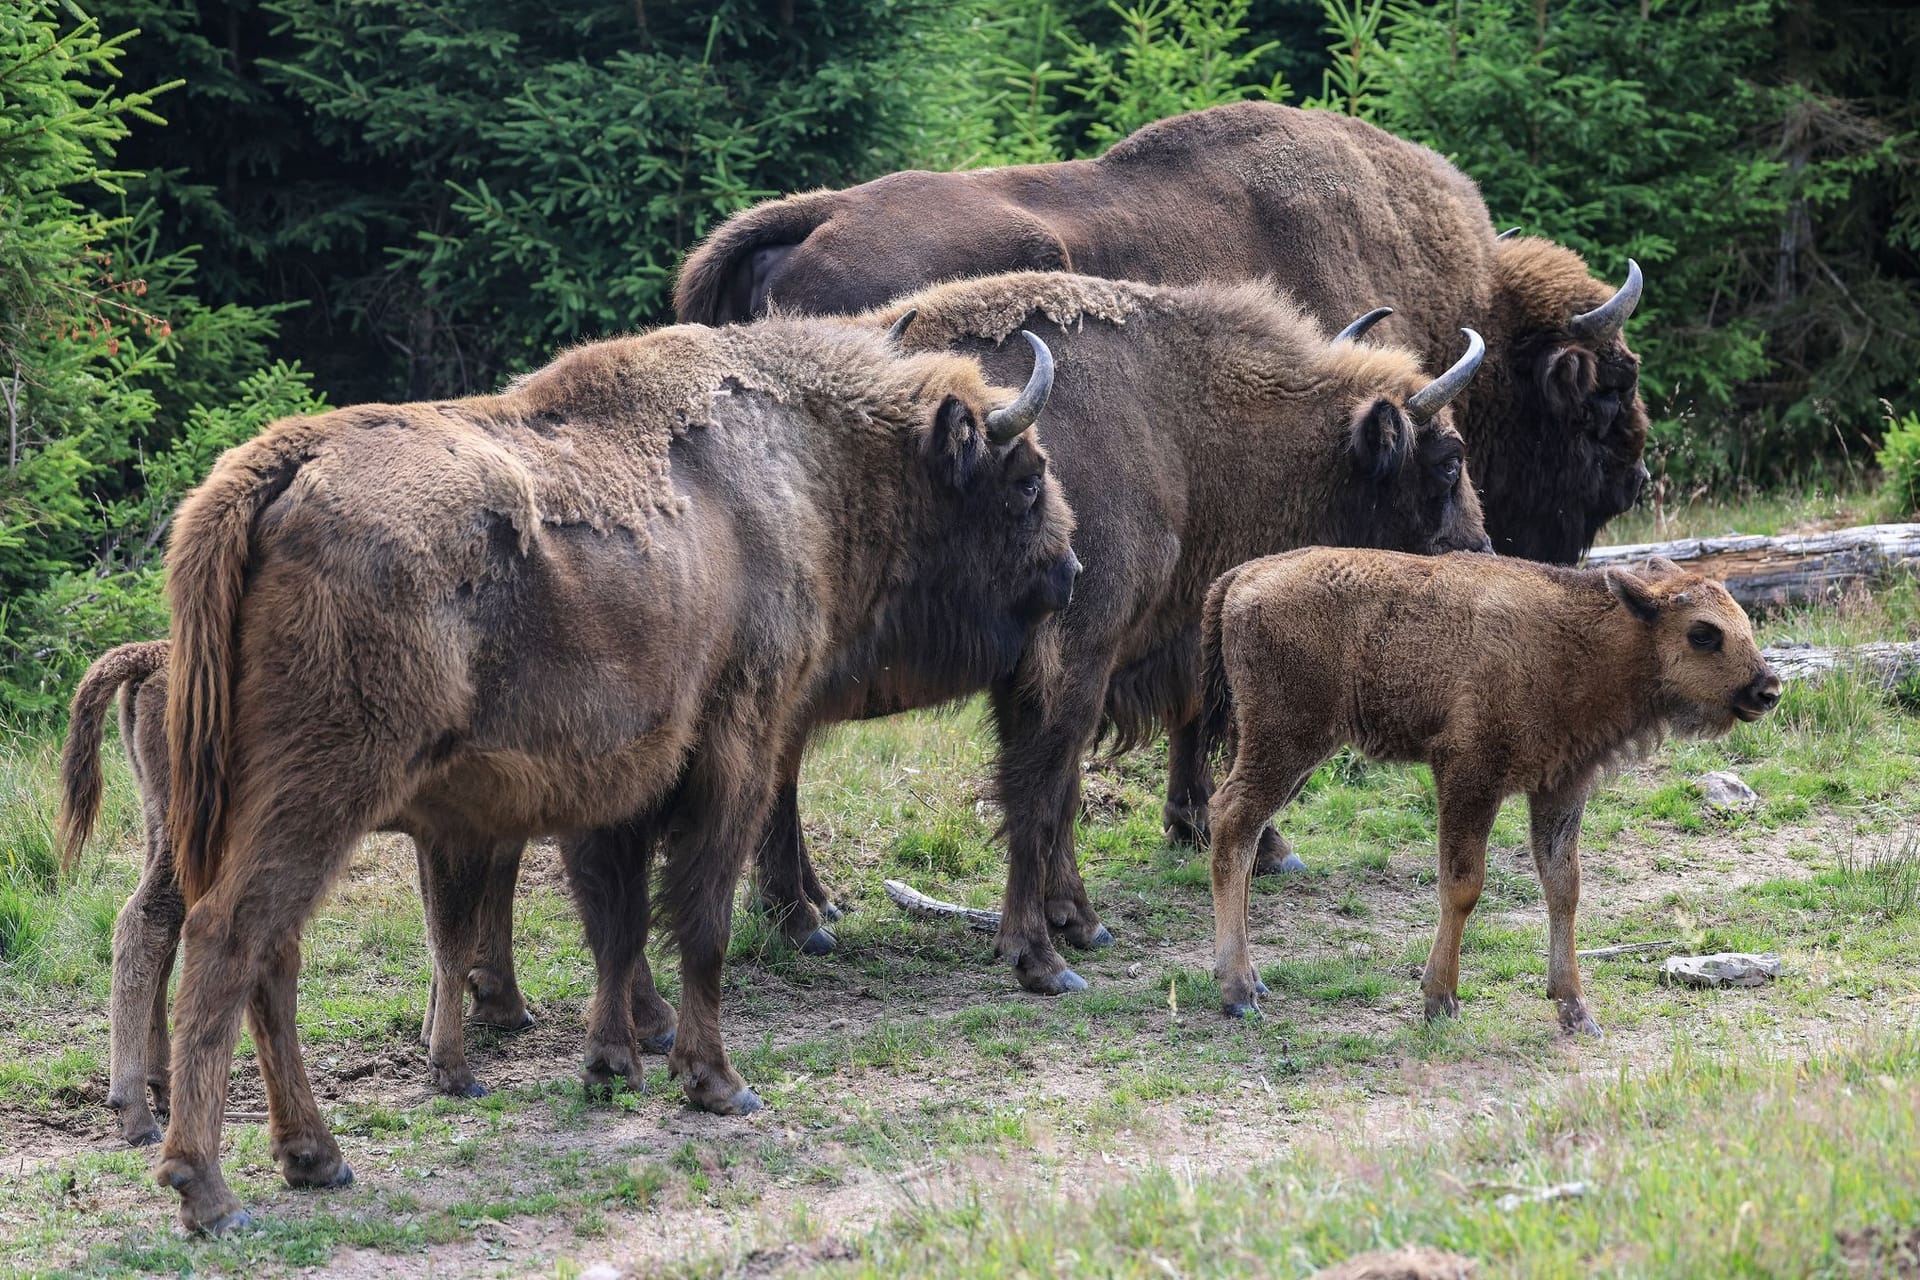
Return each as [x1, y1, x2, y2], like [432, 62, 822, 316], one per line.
[160, 1158, 250, 1236]
[1067, 922, 1114, 952]
[639, 1026, 677, 1054]
[1423, 992, 1463, 1022]
[429, 1061, 484, 1098]
[582, 1046, 644, 1095]
[1254, 976, 1271, 997]
[1253, 828, 1307, 875]
[799, 926, 837, 957]
[1016, 962, 1088, 996]
[817, 901, 844, 923]
[123, 1117, 163, 1148]
[201, 1207, 257, 1236]
[276, 1140, 353, 1190]
[696, 1086, 763, 1116]
[473, 1001, 535, 1031]
[1222, 999, 1260, 1019]
[1557, 1000, 1604, 1039]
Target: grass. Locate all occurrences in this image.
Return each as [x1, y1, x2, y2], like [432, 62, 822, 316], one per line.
[1, 522, 1919, 1275]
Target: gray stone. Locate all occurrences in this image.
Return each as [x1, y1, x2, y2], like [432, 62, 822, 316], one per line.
[1700, 771, 1760, 812]
[1658, 952, 1783, 989]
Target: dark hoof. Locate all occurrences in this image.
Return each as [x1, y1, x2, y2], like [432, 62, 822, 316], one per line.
[799, 926, 837, 957]
[1223, 1000, 1260, 1019]
[126, 1123, 163, 1148]
[457, 1081, 489, 1099]
[1254, 976, 1271, 997]
[1558, 1002, 1604, 1038]
[327, 1162, 354, 1189]
[1423, 993, 1463, 1022]
[727, 1087, 765, 1115]
[1254, 851, 1308, 875]
[1162, 805, 1207, 848]
[283, 1155, 353, 1190]
[1080, 924, 1115, 951]
[818, 901, 843, 923]
[1026, 967, 1087, 996]
[639, 1027, 676, 1055]
[200, 1208, 256, 1237]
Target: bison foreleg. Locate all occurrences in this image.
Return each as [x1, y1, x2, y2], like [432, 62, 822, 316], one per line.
[1421, 769, 1501, 1022]
[108, 831, 183, 1146]
[1528, 787, 1600, 1037]
[563, 818, 658, 1096]
[1207, 745, 1327, 1017]
[751, 760, 839, 956]
[1163, 713, 1306, 874]
[466, 839, 532, 1030]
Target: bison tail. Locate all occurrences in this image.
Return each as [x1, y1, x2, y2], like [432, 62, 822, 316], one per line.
[58, 640, 170, 874]
[1198, 564, 1244, 773]
[673, 189, 837, 324]
[165, 436, 306, 904]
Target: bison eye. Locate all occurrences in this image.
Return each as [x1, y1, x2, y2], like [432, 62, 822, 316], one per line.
[1687, 621, 1723, 652]
[1435, 455, 1462, 487]
[1016, 472, 1043, 506]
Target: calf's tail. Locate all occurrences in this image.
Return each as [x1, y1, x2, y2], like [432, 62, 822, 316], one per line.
[1198, 563, 1245, 772]
[58, 640, 171, 872]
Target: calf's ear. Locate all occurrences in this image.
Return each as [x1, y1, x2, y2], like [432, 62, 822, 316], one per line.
[1349, 398, 1411, 480]
[1605, 567, 1661, 623]
[927, 394, 986, 489]
[1642, 554, 1683, 576]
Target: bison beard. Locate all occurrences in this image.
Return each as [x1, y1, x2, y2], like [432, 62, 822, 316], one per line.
[676, 100, 1651, 568]
[747, 272, 1491, 995]
[152, 318, 1074, 1234]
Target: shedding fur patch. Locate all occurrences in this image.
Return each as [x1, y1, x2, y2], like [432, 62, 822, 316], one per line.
[858, 271, 1151, 349]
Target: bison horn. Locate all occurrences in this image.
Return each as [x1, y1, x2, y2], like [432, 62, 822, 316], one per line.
[984, 330, 1054, 444]
[1406, 328, 1486, 424]
[1569, 258, 1643, 343]
[886, 308, 918, 346]
[1332, 306, 1393, 344]
[1496, 226, 1522, 241]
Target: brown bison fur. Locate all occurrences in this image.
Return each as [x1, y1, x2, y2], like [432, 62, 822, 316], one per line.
[751, 270, 1490, 996]
[675, 100, 1649, 564]
[58, 643, 548, 1145]
[1199, 549, 1781, 1027]
[156, 318, 1077, 1233]
[1309, 1247, 1478, 1280]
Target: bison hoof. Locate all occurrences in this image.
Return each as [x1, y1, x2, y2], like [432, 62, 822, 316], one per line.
[1162, 805, 1208, 848]
[1253, 828, 1307, 875]
[457, 1081, 490, 1099]
[1558, 1002, 1603, 1038]
[722, 1087, 765, 1116]
[1423, 993, 1463, 1022]
[125, 1120, 163, 1148]
[282, 1155, 353, 1191]
[639, 1026, 677, 1055]
[1222, 999, 1260, 1019]
[583, 1057, 642, 1095]
[799, 926, 837, 957]
[1024, 966, 1088, 996]
[1254, 976, 1271, 997]
[1067, 922, 1114, 951]
[474, 1004, 535, 1031]
[817, 901, 844, 923]
[199, 1207, 257, 1237]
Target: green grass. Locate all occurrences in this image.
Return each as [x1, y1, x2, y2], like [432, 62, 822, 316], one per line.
[2, 574, 1919, 1276]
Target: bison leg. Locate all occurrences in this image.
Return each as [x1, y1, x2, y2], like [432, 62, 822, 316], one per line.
[989, 674, 1112, 995]
[657, 738, 777, 1115]
[752, 745, 838, 955]
[631, 942, 678, 1056]
[1528, 788, 1600, 1037]
[249, 934, 353, 1192]
[107, 827, 184, 1146]
[563, 817, 659, 1095]
[1420, 771, 1501, 1023]
[415, 830, 501, 1097]
[1162, 715, 1307, 875]
[466, 840, 532, 1029]
[158, 811, 365, 1234]
[1208, 743, 1329, 1017]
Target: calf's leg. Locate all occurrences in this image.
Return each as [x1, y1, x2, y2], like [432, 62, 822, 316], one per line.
[1208, 740, 1330, 1016]
[1421, 770, 1501, 1022]
[416, 829, 500, 1097]
[1528, 788, 1601, 1037]
[1163, 714, 1307, 874]
[108, 832, 183, 1146]
[563, 816, 661, 1095]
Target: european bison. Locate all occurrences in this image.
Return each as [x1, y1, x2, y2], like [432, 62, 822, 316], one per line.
[57, 642, 540, 1144]
[748, 272, 1492, 995]
[675, 101, 1649, 565]
[1198, 549, 1781, 1029]
[154, 318, 1074, 1233]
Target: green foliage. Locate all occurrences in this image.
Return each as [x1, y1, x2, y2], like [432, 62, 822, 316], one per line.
[1874, 404, 1920, 517]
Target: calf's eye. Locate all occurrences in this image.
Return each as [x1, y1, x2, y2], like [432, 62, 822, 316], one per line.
[1687, 621, 1722, 652]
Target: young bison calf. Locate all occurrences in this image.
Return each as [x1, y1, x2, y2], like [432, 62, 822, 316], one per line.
[1199, 549, 1781, 1031]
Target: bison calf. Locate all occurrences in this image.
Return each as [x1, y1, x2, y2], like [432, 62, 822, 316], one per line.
[1199, 549, 1781, 1030]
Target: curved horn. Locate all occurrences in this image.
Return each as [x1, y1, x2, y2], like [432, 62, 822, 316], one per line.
[1332, 306, 1393, 344]
[1568, 258, 1643, 343]
[1496, 226, 1522, 241]
[885, 308, 918, 346]
[984, 330, 1054, 444]
[1405, 327, 1486, 424]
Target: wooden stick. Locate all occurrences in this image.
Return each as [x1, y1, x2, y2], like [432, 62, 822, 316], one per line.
[1576, 939, 1683, 959]
[883, 879, 1000, 932]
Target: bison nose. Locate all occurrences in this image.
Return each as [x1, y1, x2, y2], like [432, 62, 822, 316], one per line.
[1747, 670, 1782, 712]
[1047, 549, 1082, 609]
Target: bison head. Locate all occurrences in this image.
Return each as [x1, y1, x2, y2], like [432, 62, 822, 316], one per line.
[1334, 328, 1493, 558]
[1605, 559, 1780, 737]
[851, 332, 1079, 710]
[1479, 241, 1652, 565]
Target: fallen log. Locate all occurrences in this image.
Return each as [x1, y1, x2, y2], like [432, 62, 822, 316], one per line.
[1586, 522, 1920, 611]
[1762, 640, 1920, 689]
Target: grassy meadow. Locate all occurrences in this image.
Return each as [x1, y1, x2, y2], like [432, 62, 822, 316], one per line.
[1, 502, 1918, 1277]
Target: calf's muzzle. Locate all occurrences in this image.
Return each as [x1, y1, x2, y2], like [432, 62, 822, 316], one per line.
[1733, 666, 1782, 721]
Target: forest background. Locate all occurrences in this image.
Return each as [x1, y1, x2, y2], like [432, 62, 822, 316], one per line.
[2, 0, 1916, 721]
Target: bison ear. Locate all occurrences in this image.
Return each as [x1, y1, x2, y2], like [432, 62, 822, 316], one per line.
[1642, 554, 1683, 577]
[927, 394, 986, 488]
[1605, 567, 1661, 624]
[1349, 398, 1411, 481]
[1538, 346, 1591, 419]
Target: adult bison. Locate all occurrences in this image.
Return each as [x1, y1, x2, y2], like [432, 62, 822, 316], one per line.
[676, 100, 1648, 566]
[747, 272, 1491, 995]
[154, 317, 1074, 1233]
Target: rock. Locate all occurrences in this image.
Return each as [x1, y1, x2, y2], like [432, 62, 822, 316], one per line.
[1658, 952, 1783, 988]
[1700, 771, 1759, 812]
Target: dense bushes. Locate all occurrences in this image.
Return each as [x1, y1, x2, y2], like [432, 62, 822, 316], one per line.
[3, 0, 1916, 721]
